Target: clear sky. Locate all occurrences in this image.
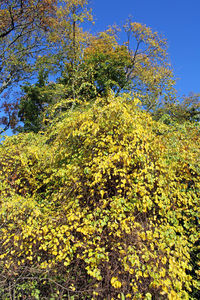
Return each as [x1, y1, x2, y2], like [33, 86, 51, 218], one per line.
[90, 0, 200, 97]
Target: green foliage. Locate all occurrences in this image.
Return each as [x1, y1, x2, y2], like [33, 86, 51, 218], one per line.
[17, 70, 50, 133]
[81, 30, 132, 97]
[154, 93, 200, 124]
[0, 94, 199, 299]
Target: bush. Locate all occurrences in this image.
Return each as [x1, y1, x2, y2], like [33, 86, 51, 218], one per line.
[0, 94, 199, 299]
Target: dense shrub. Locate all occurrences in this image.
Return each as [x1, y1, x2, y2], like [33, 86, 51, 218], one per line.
[0, 94, 199, 299]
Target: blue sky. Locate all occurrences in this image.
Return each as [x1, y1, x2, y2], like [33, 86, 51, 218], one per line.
[91, 0, 200, 97]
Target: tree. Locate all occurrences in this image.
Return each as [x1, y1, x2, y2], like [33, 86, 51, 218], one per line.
[0, 0, 177, 133]
[0, 0, 59, 92]
[154, 93, 200, 123]
[17, 69, 49, 133]
[0, 0, 57, 133]
[18, 20, 177, 133]
[80, 21, 176, 111]
[80, 29, 132, 98]
[15, 0, 93, 132]
[0, 0, 92, 133]
[122, 20, 175, 107]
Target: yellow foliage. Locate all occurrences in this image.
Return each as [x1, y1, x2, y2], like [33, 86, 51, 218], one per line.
[111, 277, 122, 289]
[0, 94, 199, 298]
